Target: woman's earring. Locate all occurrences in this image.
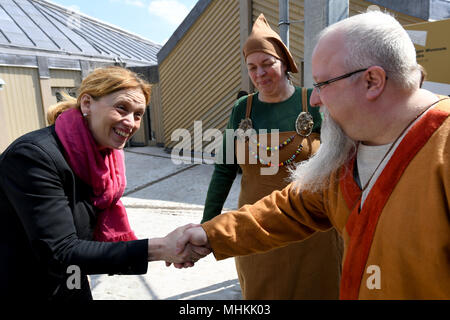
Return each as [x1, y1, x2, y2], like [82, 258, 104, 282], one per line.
[83, 113, 88, 117]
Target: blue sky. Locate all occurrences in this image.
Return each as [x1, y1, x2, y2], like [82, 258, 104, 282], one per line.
[48, 0, 198, 45]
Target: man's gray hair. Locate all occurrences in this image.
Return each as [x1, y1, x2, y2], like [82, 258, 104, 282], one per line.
[318, 11, 421, 90]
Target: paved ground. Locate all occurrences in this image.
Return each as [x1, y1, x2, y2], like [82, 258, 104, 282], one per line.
[90, 146, 243, 300]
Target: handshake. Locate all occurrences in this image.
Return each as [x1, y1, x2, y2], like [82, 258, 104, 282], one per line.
[147, 224, 211, 268]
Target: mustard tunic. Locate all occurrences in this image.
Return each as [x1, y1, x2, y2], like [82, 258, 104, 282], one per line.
[202, 87, 343, 299]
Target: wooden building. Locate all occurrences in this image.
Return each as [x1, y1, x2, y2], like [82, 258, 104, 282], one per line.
[0, 0, 161, 152]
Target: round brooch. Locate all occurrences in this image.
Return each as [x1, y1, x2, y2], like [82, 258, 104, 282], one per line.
[236, 118, 253, 140]
[295, 112, 314, 137]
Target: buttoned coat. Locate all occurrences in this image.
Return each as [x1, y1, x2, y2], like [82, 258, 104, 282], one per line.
[0, 126, 148, 301]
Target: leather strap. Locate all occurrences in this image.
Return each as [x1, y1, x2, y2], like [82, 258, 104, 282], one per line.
[301, 87, 313, 154]
[301, 88, 308, 112]
[245, 93, 255, 119]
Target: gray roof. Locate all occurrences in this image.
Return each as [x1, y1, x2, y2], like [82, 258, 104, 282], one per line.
[0, 0, 161, 66]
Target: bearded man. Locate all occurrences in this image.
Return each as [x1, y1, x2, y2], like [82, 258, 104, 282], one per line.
[173, 11, 450, 299]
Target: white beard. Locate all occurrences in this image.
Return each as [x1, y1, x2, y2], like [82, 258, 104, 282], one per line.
[289, 107, 356, 193]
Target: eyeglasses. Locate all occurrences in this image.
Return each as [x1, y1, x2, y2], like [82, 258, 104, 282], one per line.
[313, 68, 368, 93]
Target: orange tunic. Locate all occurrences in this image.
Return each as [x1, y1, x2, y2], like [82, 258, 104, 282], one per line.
[235, 131, 342, 300]
[203, 98, 450, 299]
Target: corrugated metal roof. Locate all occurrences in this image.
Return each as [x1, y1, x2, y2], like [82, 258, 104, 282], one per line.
[0, 0, 161, 66]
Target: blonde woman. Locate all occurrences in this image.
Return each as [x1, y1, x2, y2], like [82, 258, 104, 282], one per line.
[0, 66, 208, 301]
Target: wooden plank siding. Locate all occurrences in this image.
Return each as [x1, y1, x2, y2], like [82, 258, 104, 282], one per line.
[48, 69, 82, 111]
[252, 0, 305, 87]
[159, 0, 241, 150]
[0, 66, 44, 152]
[149, 83, 164, 145]
[49, 69, 82, 88]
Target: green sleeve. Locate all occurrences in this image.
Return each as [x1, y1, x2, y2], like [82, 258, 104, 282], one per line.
[201, 101, 243, 223]
[201, 156, 238, 223]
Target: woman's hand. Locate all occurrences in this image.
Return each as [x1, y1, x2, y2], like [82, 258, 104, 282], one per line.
[148, 224, 211, 268]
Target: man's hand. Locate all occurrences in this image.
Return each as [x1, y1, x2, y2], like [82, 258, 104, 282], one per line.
[171, 224, 211, 268]
[148, 224, 210, 268]
[176, 224, 209, 253]
[165, 224, 211, 269]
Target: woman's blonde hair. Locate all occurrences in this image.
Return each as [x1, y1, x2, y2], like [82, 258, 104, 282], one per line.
[47, 66, 152, 124]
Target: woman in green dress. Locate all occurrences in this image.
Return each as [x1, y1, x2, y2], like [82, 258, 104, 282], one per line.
[201, 14, 343, 300]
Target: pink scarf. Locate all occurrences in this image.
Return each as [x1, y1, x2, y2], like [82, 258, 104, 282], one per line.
[55, 108, 137, 242]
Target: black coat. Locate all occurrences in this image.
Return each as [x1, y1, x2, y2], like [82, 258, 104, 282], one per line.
[0, 126, 148, 301]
